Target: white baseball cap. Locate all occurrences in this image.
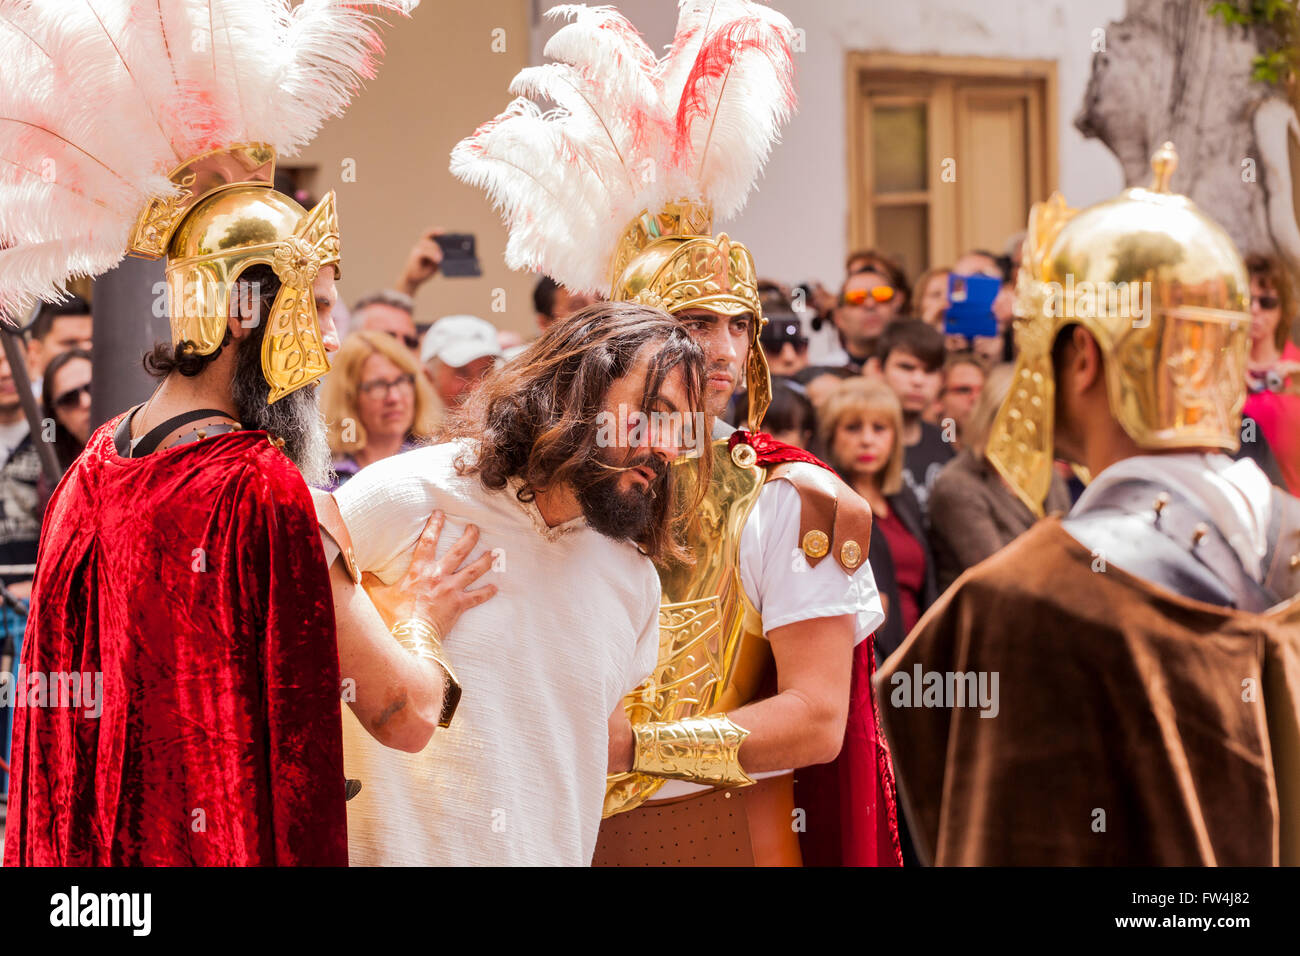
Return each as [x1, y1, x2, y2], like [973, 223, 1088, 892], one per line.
[421, 314, 503, 368]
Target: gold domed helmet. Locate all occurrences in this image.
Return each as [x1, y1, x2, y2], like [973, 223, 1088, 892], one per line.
[610, 200, 770, 432]
[987, 143, 1251, 516]
[126, 143, 339, 403]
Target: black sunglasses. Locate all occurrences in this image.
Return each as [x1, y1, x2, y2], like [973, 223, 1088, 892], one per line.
[761, 338, 809, 355]
[54, 382, 91, 410]
[1256, 294, 1280, 310]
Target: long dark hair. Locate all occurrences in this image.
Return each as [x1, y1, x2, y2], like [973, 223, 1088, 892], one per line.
[443, 301, 711, 563]
[41, 347, 93, 471]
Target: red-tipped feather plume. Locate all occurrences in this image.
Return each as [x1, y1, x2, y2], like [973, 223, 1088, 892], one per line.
[668, 6, 795, 219]
[451, 0, 797, 293]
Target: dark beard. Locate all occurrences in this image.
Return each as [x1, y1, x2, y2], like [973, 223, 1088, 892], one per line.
[231, 333, 333, 488]
[573, 452, 668, 543]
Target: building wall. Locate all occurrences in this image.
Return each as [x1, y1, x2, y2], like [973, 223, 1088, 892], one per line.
[301, 0, 1130, 325]
[296, 1, 534, 333]
[532, 0, 1129, 289]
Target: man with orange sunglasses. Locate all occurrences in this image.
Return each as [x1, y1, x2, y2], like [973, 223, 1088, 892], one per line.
[829, 266, 907, 373]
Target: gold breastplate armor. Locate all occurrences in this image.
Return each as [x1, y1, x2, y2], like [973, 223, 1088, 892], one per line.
[604, 439, 772, 817]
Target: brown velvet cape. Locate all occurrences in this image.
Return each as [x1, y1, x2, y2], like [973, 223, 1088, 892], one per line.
[874, 518, 1300, 866]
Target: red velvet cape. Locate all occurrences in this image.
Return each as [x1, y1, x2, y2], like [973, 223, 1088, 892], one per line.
[2, 418, 346, 866]
[732, 431, 902, 867]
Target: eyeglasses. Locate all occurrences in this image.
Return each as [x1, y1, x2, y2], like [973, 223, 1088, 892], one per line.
[1255, 294, 1280, 310]
[359, 373, 415, 398]
[54, 382, 91, 410]
[842, 286, 895, 307]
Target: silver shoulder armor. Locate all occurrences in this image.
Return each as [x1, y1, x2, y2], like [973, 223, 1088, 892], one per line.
[1062, 477, 1299, 612]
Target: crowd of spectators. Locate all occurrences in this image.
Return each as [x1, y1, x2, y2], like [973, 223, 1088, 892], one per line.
[726, 242, 1300, 678]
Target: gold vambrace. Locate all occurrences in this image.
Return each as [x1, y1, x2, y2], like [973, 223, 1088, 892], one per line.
[631, 714, 755, 788]
[391, 619, 462, 728]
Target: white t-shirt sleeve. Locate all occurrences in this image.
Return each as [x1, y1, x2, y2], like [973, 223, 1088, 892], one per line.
[625, 571, 662, 697]
[333, 447, 443, 583]
[738, 478, 885, 645]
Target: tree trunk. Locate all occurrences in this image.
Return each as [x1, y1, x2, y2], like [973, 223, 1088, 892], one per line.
[1075, 0, 1300, 316]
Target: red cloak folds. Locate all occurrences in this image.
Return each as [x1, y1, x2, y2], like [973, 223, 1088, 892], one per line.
[732, 430, 903, 867]
[3, 418, 346, 866]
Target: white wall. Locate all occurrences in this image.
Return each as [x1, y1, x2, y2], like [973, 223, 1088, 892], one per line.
[532, 0, 1128, 288]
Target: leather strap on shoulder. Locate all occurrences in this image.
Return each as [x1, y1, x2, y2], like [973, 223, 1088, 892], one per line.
[766, 460, 872, 574]
[311, 488, 361, 584]
[124, 407, 238, 457]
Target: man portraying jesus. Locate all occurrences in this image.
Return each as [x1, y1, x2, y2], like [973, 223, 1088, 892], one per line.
[331, 301, 710, 865]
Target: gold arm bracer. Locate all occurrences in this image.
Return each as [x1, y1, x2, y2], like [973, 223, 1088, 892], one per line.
[390, 619, 461, 728]
[631, 713, 755, 788]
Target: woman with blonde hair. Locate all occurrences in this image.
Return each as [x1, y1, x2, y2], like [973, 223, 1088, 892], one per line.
[821, 378, 937, 660]
[320, 330, 440, 488]
[926, 363, 1071, 591]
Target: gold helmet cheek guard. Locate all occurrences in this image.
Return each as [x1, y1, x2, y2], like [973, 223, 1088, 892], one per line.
[165, 190, 340, 405]
[612, 225, 770, 432]
[129, 145, 339, 405]
[986, 145, 1252, 518]
[259, 191, 340, 404]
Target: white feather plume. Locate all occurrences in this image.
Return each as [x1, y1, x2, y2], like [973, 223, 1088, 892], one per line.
[0, 0, 417, 322]
[655, 0, 730, 112]
[450, 0, 797, 296]
[661, 0, 796, 219]
[452, 3, 667, 295]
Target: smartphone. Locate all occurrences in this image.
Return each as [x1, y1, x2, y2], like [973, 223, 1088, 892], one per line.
[944, 273, 999, 337]
[434, 233, 482, 278]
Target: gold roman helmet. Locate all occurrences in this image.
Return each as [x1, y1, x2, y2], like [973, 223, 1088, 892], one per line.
[126, 143, 339, 403]
[987, 143, 1251, 516]
[610, 200, 770, 432]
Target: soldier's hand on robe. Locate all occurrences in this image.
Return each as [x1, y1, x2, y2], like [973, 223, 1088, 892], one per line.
[388, 510, 498, 639]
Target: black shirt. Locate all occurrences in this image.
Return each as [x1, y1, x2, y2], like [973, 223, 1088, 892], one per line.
[0, 431, 42, 584]
[901, 421, 955, 521]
